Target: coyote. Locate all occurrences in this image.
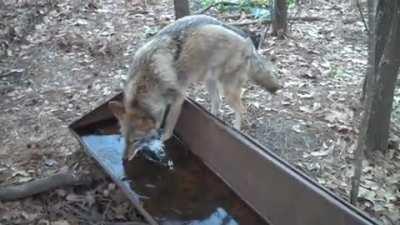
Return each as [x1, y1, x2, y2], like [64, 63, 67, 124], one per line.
[108, 15, 281, 160]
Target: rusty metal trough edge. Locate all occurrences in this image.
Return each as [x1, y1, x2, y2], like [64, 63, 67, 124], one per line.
[68, 94, 159, 225]
[69, 93, 379, 225]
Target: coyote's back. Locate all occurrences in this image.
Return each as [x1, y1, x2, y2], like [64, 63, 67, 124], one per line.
[157, 15, 260, 48]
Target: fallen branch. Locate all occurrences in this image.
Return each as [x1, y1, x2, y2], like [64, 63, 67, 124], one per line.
[228, 21, 263, 26]
[289, 16, 325, 22]
[222, 14, 243, 20]
[0, 171, 92, 201]
[195, 1, 239, 15]
[0, 69, 24, 78]
[350, 133, 364, 205]
[350, 103, 364, 205]
[228, 16, 324, 26]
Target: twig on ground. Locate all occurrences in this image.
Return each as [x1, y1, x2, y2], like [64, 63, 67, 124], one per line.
[350, 102, 364, 205]
[102, 200, 112, 221]
[350, 143, 363, 205]
[0, 69, 24, 78]
[40, 195, 52, 225]
[228, 16, 324, 26]
[258, 25, 270, 49]
[228, 20, 263, 26]
[356, 0, 369, 32]
[222, 14, 243, 20]
[288, 16, 325, 22]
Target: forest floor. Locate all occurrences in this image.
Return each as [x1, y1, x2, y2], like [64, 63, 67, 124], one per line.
[0, 0, 399, 224]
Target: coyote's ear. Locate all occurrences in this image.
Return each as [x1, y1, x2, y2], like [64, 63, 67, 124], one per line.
[108, 101, 125, 121]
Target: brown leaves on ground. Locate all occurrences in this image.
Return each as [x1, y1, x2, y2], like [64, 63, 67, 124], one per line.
[0, 0, 399, 224]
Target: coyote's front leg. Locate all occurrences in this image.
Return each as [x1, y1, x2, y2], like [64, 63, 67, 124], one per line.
[206, 76, 222, 117]
[162, 96, 185, 141]
[151, 50, 184, 141]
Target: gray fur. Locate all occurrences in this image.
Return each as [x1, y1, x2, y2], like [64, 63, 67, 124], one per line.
[157, 15, 258, 47]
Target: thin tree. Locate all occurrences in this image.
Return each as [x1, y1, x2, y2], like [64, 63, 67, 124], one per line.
[362, 0, 400, 156]
[174, 0, 190, 19]
[272, 0, 288, 38]
[351, 0, 400, 204]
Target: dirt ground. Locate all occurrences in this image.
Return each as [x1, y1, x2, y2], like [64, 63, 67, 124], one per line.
[0, 0, 399, 224]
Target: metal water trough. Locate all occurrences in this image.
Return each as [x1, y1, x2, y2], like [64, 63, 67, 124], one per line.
[69, 93, 379, 225]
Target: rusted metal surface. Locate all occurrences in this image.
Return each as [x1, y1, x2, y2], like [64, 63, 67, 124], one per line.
[174, 100, 378, 225]
[69, 93, 378, 225]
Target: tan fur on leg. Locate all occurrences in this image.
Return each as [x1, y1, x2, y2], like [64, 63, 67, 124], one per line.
[206, 77, 221, 116]
[162, 96, 185, 141]
[223, 87, 244, 130]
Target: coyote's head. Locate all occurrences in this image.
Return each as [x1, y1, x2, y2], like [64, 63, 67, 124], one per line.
[108, 100, 159, 161]
[250, 51, 282, 94]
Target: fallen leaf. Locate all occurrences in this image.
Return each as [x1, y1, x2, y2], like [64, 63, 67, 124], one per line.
[53, 220, 70, 225]
[250, 101, 261, 108]
[299, 105, 315, 113]
[74, 18, 89, 26]
[291, 124, 302, 133]
[310, 148, 331, 157]
[21, 212, 39, 221]
[310, 103, 322, 112]
[359, 187, 377, 200]
[298, 92, 314, 99]
[55, 189, 67, 197]
[66, 193, 84, 202]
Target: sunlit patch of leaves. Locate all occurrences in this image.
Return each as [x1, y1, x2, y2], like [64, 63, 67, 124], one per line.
[328, 65, 345, 79]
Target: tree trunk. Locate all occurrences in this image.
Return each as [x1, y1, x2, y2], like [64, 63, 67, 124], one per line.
[351, 0, 400, 204]
[272, 0, 288, 38]
[174, 0, 190, 20]
[363, 0, 400, 155]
